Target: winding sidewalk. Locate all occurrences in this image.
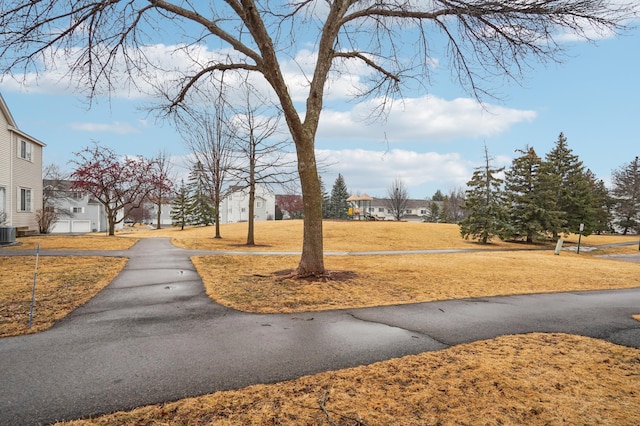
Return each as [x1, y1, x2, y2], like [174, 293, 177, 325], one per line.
[1, 238, 639, 425]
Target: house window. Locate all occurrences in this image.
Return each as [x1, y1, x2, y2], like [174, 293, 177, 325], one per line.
[256, 201, 263, 208]
[19, 140, 33, 161]
[72, 207, 84, 214]
[405, 209, 412, 214]
[70, 191, 84, 200]
[420, 209, 427, 215]
[378, 208, 384, 213]
[241, 207, 246, 213]
[19, 188, 32, 212]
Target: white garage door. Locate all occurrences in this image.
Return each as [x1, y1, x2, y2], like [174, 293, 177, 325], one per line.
[71, 220, 92, 233]
[51, 220, 71, 233]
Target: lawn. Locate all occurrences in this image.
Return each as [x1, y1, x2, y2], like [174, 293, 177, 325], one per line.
[0, 256, 127, 337]
[1, 222, 639, 425]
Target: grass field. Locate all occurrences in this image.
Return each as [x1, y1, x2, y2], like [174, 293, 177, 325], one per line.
[1, 221, 639, 425]
[0, 256, 127, 337]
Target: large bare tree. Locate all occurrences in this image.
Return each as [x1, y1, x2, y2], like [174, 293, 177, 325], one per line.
[148, 150, 175, 230]
[0, 1, 634, 276]
[229, 84, 297, 245]
[174, 83, 235, 239]
[385, 177, 410, 221]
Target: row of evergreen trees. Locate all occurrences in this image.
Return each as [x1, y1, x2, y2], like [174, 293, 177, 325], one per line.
[460, 133, 638, 244]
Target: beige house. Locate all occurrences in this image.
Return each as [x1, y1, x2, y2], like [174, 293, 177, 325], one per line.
[0, 93, 46, 237]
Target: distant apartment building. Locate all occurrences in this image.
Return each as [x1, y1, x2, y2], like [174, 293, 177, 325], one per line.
[219, 185, 276, 224]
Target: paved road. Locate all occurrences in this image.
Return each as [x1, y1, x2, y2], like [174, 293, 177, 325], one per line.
[1, 239, 639, 425]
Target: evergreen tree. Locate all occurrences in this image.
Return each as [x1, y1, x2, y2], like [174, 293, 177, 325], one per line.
[543, 133, 594, 236]
[432, 189, 445, 201]
[187, 161, 216, 226]
[427, 202, 440, 223]
[320, 175, 331, 219]
[611, 156, 640, 235]
[438, 196, 453, 223]
[503, 146, 558, 243]
[585, 170, 614, 235]
[459, 146, 507, 244]
[329, 174, 350, 219]
[170, 179, 192, 230]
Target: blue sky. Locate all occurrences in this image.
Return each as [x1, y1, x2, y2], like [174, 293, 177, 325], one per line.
[1, 7, 638, 200]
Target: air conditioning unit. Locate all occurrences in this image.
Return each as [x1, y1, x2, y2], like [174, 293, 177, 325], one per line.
[0, 227, 16, 244]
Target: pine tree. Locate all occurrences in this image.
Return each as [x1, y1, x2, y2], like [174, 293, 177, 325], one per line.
[187, 162, 216, 226]
[427, 202, 440, 223]
[170, 179, 192, 230]
[459, 145, 507, 244]
[329, 174, 350, 219]
[320, 176, 331, 219]
[438, 196, 453, 223]
[503, 146, 558, 243]
[543, 133, 594, 237]
[432, 189, 445, 201]
[611, 156, 640, 235]
[585, 170, 614, 235]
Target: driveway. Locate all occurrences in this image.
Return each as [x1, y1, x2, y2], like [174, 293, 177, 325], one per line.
[1, 238, 639, 425]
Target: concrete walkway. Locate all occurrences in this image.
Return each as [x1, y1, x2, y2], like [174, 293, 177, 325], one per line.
[1, 238, 639, 425]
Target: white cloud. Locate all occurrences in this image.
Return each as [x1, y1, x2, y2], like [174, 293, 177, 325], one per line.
[69, 121, 140, 135]
[317, 95, 536, 142]
[318, 148, 471, 197]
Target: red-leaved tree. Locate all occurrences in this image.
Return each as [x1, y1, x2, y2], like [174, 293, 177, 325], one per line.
[70, 143, 162, 236]
[277, 194, 304, 220]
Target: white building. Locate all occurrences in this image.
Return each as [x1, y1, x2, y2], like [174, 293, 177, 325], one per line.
[219, 185, 276, 224]
[350, 197, 440, 222]
[46, 180, 122, 233]
[0, 93, 46, 239]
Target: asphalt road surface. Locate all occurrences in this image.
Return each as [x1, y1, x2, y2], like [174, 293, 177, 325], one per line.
[1, 239, 639, 425]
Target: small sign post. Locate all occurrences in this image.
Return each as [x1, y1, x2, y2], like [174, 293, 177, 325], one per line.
[28, 243, 40, 329]
[577, 223, 584, 254]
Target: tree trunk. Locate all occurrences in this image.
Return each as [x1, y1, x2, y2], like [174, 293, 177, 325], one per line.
[247, 183, 255, 245]
[246, 132, 256, 246]
[295, 136, 324, 277]
[214, 187, 222, 239]
[156, 200, 162, 229]
[108, 215, 116, 236]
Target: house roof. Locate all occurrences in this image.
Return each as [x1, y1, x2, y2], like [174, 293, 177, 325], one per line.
[370, 197, 436, 209]
[0, 92, 46, 147]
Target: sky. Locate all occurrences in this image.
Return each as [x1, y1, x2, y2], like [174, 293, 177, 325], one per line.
[1, 3, 639, 200]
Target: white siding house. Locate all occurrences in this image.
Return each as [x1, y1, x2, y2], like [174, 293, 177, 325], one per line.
[45, 180, 116, 233]
[0, 93, 45, 236]
[219, 185, 276, 224]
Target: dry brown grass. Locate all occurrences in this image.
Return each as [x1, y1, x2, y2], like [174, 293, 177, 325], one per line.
[121, 221, 532, 251]
[60, 333, 640, 426]
[0, 256, 127, 337]
[3, 224, 638, 425]
[5, 235, 138, 251]
[121, 220, 640, 253]
[193, 250, 640, 313]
